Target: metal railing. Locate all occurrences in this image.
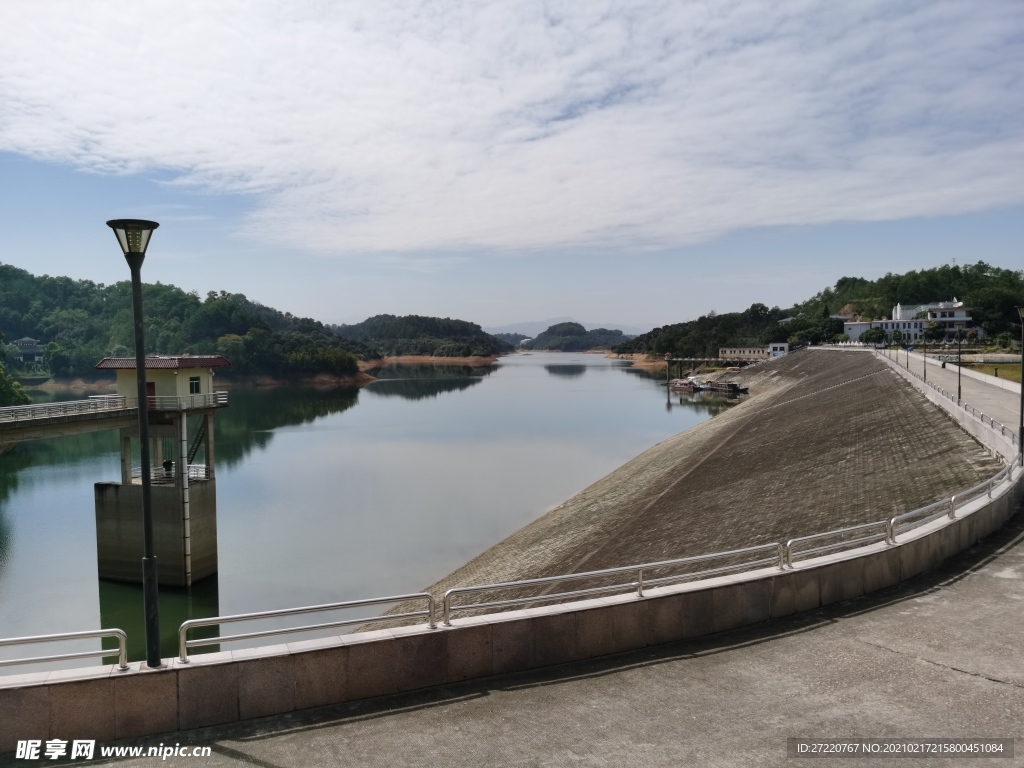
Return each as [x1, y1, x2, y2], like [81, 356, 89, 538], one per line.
[0, 629, 128, 670]
[443, 544, 784, 625]
[132, 463, 210, 482]
[784, 521, 891, 567]
[178, 592, 436, 663]
[90, 392, 228, 411]
[0, 396, 131, 423]
[0, 392, 228, 425]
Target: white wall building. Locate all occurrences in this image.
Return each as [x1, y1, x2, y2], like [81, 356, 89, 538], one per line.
[719, 343, 789, 360]
[844, 299, 981, 342]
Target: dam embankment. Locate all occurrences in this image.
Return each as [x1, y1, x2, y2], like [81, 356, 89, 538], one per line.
[420, 349, 1002, 601]
[2, 348, 1020, 749]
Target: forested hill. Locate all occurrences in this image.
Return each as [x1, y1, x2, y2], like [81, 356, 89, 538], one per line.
[333, 315, 513, 357]
[0, 262, 375, 380]
[615, 261, 1024, 357]
[525, 322, 633, 351]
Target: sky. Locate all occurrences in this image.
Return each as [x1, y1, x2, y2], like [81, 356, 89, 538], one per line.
[0, 1, 1022, 331]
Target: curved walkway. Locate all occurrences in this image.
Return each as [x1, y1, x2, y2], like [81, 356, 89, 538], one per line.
[82, 509, 1024, 767]
[880, 348, 1021, 430]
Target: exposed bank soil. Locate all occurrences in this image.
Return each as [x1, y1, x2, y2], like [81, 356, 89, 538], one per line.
[407, 349, 1000, 614]
[606, 352, 666, 370]
[31, 378, 116, 394]
[358, 355, 500, 371]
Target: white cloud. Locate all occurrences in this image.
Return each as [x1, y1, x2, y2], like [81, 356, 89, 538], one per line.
[0, 0, 1021, 260]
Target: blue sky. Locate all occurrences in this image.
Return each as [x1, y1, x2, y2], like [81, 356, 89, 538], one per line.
[0, 1, 1022, 330]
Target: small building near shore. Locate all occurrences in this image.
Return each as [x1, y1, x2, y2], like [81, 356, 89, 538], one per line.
[95, 355, 230, 399]
[718, 343, 789, 361]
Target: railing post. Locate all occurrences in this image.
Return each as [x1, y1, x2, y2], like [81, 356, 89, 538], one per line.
[114, 630, 129, 671]
[443, 591, 454, 626]
[783, 540, 795, 569]
[426, 595, 437, 629]
[178, 623, 191, 663]
[885, 518, 896, 545]
[637, 569, 645, 598]
[948, 496, 957, 519]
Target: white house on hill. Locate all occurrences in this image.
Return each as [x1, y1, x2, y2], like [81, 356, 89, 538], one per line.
[843, 299, 981, 342]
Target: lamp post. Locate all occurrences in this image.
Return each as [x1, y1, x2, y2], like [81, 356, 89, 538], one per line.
[923, 337, 927, 383]
[956, 328, 962, 403]
[106, 219, 162, 668]
[1017, 307, 1023, 466]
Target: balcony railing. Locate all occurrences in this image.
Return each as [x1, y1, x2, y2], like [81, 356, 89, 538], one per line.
[131, 463, 211, 483]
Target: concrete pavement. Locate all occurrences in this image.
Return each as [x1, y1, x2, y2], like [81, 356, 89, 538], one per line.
[881, 348, 1021, 434]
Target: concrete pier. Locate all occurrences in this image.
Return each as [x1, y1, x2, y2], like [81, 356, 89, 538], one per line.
[95, 410, 219, 587]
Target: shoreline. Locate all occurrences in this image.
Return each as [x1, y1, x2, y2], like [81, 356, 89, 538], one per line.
[604, 352, 666, 370]
[358, 354, 501, 371]
[25, 355, 504, 395]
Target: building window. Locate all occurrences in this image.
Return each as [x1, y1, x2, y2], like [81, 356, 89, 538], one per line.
[189, 377, 201, 395]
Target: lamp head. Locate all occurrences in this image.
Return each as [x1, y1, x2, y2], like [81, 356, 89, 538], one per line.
[106, 219, 159, 257]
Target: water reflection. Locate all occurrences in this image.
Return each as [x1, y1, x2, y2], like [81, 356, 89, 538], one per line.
[0, 432, 120, 579]
[544, 365, 587, 378]
[368, 378, 483, 401]
[368, 364, 496, 380]
[99, 576, 221, 660]
[366, 364, 496, 401]
[215, 387, 361, 468]
[664, 391, 744, 416]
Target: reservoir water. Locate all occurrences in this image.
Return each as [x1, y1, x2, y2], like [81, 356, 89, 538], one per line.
[0, 353, 727, 664]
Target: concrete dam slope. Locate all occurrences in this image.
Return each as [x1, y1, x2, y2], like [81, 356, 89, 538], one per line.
[424, 350, 1001, 599]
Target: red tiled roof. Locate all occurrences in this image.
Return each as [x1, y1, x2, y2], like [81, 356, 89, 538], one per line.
[95, 356, 231, 370]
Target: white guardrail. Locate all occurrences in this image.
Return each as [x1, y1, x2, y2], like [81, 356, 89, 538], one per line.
[0, 392, 227, 423]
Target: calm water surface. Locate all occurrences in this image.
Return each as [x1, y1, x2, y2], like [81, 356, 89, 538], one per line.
[0, 353, 733, 663]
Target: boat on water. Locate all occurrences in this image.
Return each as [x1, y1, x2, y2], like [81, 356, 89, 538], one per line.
[703, 380, 748, 394]
[668, 378, 704, 392]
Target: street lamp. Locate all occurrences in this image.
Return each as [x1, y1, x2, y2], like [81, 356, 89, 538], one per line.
[956, 328, 963, 403]
[1017, 307, 1023, 466]
[106, 218, 161, 668]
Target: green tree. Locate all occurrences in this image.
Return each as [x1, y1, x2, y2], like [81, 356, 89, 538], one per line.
[44, 342, 72, 378]
[0, 361, 29, 406]
[859, 328, 886, 344]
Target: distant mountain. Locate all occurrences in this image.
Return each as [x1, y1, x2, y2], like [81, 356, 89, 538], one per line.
[485, 317, 654, 337]
[334, 314, 513, 357]
[524, 322, 634, 352]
